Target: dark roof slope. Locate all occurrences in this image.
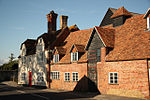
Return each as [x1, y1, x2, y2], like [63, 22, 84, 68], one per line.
[21, 39, 36, 56]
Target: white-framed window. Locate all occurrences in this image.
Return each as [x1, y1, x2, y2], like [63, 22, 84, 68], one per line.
[51, 71, 60, 80]
[147, 17, 150, 29]
[71, 52, 78, 62]
[21, 73, 26, 81]
[72, 72, 78, 82]
[64, 72, 70, 81]
[37, 52, 44, 62]
[37, 72, 44, 82]
[22, 56, 26, 65]
[109, 72, 118, 84]
[53, 54, 59, 63]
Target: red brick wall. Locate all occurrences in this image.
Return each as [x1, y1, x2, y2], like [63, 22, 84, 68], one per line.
[97, 60, 149, 98]
[50, 63, 87, 91]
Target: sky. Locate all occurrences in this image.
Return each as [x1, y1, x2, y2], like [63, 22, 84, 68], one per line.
[0, 0, 149, 65]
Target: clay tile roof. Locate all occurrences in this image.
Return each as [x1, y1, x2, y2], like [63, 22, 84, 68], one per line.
[50, 27, 70, 49]
[105, 14, 150, 61]
[68, 24, 80, 32]
[111, 6, 132, 18]
[71, 44, 85, 52]
[95, 26, 115, 48]
[57, 28, 93, 64]
[55, 47, 66, 55]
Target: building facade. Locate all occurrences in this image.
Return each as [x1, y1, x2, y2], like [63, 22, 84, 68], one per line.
[18, 7, 150, 98]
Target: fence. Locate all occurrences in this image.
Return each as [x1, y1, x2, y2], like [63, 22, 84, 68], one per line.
[0, 70, 18, 82]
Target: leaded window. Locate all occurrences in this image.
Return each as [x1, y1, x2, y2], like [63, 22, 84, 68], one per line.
[51, 71, 60, 80]
[109, 72, 118, 84]
[37, 72, 44, 82]
[64, 72, 70, 81]
[72, 72, 78, 81]
[21, 73, 26, 81]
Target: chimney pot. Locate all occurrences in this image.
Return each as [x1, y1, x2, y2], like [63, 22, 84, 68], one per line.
[47, 10, 58, 32]
[60, 15, 68, 29]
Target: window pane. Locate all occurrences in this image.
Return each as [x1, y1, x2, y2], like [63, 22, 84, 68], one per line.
[115, 80, 118, 84]
[110, 73, 113, 76]
[114, 73, 117, 77]
[110, 77, 113, 79]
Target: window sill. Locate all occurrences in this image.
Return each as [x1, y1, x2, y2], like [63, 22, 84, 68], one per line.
[71, 61, 78, 63]
[64, 81, 70, 82]
[108, 83, 119, 85]
[72, 81, 78, 82]
[51, 79, 60, 80]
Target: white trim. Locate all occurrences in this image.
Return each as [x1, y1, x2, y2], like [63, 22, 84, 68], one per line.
[147, 17, 150, 29]
[53, 54, 59, 63]
[94, 26, 106, 47]
[144, 8, 150, 18]
[71, 52, 78, 62]
[77, 52, 78, 61]
[51, 71, 60, 80]
[108, 72, 118, 84]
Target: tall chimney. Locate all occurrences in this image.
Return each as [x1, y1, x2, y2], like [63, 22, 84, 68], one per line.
[60, 15, 68, 29]
[47, 10, 58, 32]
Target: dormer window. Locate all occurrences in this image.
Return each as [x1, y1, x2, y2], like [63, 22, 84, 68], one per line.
[70, 44, 85, 62]
[37, 38, 44, 52]
[144, 8, 150, 30]
[39, 38, 42, 43]
[71, 52, 78, 62]
[53, 54, 59, 63]
[147, 17, 150, 30]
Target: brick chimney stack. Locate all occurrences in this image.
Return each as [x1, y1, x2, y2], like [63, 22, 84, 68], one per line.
[47, 10, 58, 32]
[60, 15, 68, 29]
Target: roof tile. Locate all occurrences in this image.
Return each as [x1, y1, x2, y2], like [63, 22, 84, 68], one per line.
[111, 6, 132, 18]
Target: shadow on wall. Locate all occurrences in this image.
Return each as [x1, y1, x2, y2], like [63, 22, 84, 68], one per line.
[73, 75, 100, 94]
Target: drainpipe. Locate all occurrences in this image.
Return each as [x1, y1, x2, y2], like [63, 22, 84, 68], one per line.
[47, 41, 53, 88]
[147, 59, 150, 96]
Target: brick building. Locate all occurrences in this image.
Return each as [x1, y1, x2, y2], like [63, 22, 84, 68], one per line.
[50, 7, 150, 98]
[18, 7, 150, 98]
[86, 7, 150, 98]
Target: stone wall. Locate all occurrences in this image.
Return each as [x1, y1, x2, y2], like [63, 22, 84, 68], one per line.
[97, 59, 149, 98]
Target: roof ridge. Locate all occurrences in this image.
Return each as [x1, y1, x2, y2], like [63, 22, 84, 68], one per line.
[111, 6, 132, 18]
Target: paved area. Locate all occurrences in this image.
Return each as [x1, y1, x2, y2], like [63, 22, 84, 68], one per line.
[0, 81, 146, 100]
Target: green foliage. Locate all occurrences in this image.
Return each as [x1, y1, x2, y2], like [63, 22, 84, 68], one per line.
[0, 60, 18, 71]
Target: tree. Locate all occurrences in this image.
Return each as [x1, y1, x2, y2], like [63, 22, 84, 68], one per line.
[0, 53, 18, 71]
[8, 53, 15, 62]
